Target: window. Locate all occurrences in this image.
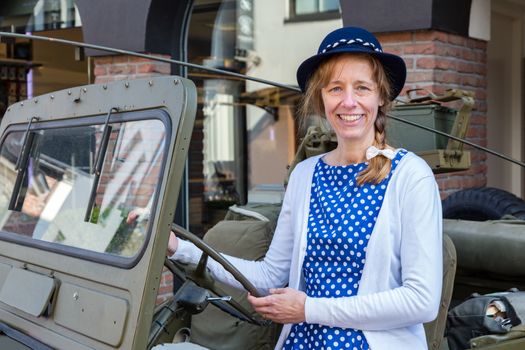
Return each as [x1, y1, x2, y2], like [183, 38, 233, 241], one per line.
[186, 0, 301, 237]
[289, 0, 340, 20]
[0, 115, 167, 259]
[0, 0, 82, 32]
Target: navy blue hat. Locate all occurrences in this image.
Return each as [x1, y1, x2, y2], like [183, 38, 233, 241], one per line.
[296, 26, 406, 100]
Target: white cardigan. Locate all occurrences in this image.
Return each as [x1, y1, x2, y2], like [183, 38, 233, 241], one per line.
[173, 151, 443, 350]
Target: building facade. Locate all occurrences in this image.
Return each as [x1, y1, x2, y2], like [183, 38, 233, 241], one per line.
[0, 0, 523, 301]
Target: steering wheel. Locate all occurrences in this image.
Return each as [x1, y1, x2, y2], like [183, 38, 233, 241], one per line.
[165, 223, 269, 326]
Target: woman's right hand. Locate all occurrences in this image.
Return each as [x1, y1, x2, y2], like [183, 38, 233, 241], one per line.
[167, 231, 178, 256]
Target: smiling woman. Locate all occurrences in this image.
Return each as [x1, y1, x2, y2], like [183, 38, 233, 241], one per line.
[169, 26, 443, 350]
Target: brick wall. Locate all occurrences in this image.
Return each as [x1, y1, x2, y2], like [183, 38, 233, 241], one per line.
[378, 31, 488, 198]
[93, 55, 170, 83]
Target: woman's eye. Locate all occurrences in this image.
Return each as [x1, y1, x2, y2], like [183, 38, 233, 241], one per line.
[329, 86, 342, 93]
[357, 85, 370, 92]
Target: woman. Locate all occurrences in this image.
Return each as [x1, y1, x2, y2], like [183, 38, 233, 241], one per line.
[169, 26, 442, 350]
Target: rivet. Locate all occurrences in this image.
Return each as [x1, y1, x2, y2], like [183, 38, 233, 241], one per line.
[125, 82, 129, 88]
[82, 88, 87, 93]
[34, 99, 38, 103]
[73, 292, 79, 300]
[174, 79, 179, 85]
[67, 90, 72, 95]
[50, 95, 54, 99]
[7, 108, 10, 112]
[20, 102, 24, 106]
[102, 85, 107, 90]
[148, 80, 153, 86]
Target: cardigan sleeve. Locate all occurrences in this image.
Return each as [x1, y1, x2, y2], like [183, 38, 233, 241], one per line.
[171, 163, 305, 295]
[305, 164, 443, 330]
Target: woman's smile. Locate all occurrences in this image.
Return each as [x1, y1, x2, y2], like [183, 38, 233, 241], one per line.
[338, 113, 365, 122]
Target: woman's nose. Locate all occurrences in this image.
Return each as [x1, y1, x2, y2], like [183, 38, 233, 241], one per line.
[340, 90, 357, 108]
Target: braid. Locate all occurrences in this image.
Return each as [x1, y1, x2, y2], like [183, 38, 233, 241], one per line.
[356, 111, 392, 185]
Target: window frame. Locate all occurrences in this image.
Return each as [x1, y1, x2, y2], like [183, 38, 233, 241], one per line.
[286, 0, 341, 23]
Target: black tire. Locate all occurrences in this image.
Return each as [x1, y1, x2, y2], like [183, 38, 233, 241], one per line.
[442, 187, 525, 221]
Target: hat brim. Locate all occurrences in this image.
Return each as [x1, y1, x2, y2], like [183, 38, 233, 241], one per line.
[296, 46, 406, 100]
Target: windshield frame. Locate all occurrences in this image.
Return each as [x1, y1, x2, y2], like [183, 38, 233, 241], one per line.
[0, 109, 172, 269]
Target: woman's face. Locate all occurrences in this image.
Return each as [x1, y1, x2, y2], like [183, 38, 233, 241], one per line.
[321, 55, 383, 147]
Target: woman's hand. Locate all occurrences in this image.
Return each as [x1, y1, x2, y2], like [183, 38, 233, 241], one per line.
[247, 287, 307, 324]
[167, 231, 179, 256]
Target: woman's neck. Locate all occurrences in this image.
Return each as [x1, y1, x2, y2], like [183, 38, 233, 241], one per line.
[325, 143, 369, 165]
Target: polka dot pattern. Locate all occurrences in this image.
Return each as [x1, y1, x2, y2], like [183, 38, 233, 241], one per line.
[283, 150, 407, 350]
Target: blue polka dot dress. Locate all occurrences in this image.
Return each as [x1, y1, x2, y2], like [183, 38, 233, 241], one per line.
[283, 149, 407, 350]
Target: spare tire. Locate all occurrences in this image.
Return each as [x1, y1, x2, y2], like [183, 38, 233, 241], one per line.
[442, 187, 525, 221]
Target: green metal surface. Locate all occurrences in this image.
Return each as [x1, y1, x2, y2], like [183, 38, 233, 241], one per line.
[388, 103, 457, 151]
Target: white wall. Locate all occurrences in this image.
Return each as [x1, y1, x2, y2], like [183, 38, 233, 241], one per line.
[487, 1, 524, 197]
[243, 0, 342, 192]
[248, 0, 342, 90]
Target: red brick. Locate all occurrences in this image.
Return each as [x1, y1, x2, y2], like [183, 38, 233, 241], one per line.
[460, 48, 477, 61]
[382, 45, 403, 56]
[457, 61, 485, 74]
[435, 44, 463, 58]
[460, 75, 484, 88]
[404, 43, 436, 55]
[376, 32, 412, 43]
[473, 88, 487, 100]
[467, 39, 487, 50]
[466, 126, 486, 138]
[470, 115, 487, 126]
[406, 71, 434, 84]
[403, 58, 414, 69]
[416, 57, 457, 70]
[413, 30, 448, 43]
[94, 56, 115, 65]
[477, 51, 487, 63]
[137, 63, 156, 74]
[413, 84, 444, 95]
[435, 71, 461, 84]
[93, 65, 107, 76]
[448, 34, 466, 46]
[94, 76, 112, 84]
[109, 64, 136, 75]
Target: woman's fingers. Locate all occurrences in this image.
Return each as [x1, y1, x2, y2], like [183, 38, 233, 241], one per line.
[248, 288, 307, 324]
[166, 231, 178, 256]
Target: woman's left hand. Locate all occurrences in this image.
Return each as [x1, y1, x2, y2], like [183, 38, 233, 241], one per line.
[247, 287, 307, 324]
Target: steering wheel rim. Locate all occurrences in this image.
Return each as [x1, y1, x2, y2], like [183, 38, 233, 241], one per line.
[169, 223, 268, 326]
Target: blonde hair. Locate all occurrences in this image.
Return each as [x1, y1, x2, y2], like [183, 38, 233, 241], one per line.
[298, 53, 394, 185]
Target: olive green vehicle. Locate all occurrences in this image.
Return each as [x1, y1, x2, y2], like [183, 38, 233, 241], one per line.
[0, 39, 524, 350]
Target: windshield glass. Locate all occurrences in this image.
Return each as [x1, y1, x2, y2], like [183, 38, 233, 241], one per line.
[0, 117, 166, 258]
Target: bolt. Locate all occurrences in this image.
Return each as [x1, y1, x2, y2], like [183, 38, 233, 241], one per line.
[82, 88, 87, 93]
[125, 82, 129, 88]
[148, 80, 153, 86]
[102, 85, 107, 90]
[68, 90, 72, 95]
[73, 292, 79, 300]
[174, 79, 179, 85]
[34, 99, 38, 104]
[50, 95, 54, 99]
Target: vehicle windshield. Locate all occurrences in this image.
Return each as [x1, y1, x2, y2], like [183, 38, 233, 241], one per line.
[0, 116, 166, 258]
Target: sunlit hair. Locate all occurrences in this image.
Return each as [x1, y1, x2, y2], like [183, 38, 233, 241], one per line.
[298, 53, 394, 185]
